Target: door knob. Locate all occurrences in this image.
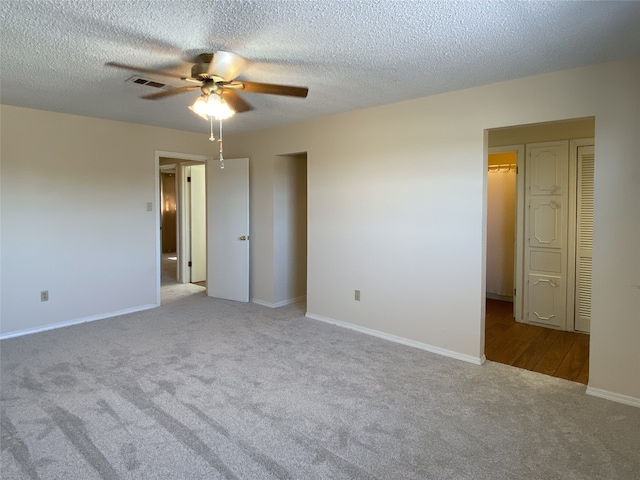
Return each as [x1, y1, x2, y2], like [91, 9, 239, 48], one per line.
[239, 236, 247, 241]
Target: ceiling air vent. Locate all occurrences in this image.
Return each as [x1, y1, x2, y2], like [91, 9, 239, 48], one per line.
[126, 75, 167, 89]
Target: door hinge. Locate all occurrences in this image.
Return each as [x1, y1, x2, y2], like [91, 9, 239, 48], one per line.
[188, 261, 192, 267]
[187, 176, 191, 182]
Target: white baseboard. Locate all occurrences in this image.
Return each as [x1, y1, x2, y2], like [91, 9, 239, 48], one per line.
[305, 312, 485, 366]
[586, 386, 640, 408]
[252, 296, 306, 309]
[0, 303, 158, 340]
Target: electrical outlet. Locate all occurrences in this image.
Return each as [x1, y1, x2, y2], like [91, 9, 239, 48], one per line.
[40, 290, 49, 302]
[354, 290, 360, 301]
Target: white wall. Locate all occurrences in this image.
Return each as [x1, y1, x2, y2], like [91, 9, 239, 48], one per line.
[0, 106, 214, 335]
[223, 57, 640, 402]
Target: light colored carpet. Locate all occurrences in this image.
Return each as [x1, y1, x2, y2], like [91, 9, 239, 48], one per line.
[162, 253, 206, 291]
[1, 288, 639, 479]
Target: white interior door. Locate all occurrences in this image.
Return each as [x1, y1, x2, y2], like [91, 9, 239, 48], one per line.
[190, 164, 207, 283]
[575, 145, 594, 333]
[524, 141, 568, 329]
[206, 158, 250, 302]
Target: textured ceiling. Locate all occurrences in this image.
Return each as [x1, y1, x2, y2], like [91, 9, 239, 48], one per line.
[1, 1, 639, 136]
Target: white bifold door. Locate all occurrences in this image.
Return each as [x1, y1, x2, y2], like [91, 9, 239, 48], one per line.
[523, 141, 569, 329]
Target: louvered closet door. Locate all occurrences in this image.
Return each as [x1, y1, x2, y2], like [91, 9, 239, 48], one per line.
[524, 142, 568, 329]
[575, 145, 594, 333]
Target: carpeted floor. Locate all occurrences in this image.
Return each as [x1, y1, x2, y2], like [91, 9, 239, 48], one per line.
[161, 252, 206, 290]
[1, 286, 639, 479]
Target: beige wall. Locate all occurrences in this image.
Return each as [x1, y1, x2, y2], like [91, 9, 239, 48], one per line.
[489, 117, 595, 146]
[1, 57, 638, 404]
[0, 106, 214, 334]
[222, 57, 639, 403]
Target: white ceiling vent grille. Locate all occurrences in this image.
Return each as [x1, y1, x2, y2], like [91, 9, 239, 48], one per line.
[126, 75, 170, 89]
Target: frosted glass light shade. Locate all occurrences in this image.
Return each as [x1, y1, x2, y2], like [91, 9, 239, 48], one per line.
[189, 94, 235, 120]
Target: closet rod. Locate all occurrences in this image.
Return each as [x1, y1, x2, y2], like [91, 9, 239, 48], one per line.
[488, 163, 517, 171]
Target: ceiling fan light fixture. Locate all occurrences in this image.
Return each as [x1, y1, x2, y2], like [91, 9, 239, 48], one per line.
[188, 98, 208, 120]
[189, 94, 235, 120]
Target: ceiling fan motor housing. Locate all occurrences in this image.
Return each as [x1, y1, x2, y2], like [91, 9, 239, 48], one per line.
[191, 62, 223, 81]
[200, 80, 224, 96]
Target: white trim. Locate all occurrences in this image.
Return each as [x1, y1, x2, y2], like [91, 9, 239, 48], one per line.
[154, 153, 161, 305]
[586, 387, 640, 408]
[306, 312, 486, 366]
[0, 304, 157, 340]
[252, 296, 306, 308]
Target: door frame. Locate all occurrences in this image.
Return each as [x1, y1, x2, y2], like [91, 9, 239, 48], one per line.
[488, 144, 525, 322]
[155, 151, 213, 303]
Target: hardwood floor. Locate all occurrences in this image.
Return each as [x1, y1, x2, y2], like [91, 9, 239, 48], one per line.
[485, 299, 589, 385]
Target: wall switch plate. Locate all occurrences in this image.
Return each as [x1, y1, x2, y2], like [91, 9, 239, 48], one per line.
[146, 202, 153, 212]
[354, 290, 360, 301]
[40, 290, 49, 302]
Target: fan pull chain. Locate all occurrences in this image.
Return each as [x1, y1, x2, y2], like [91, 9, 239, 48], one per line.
[218, 118, 224, 169]
[209, 116, 215, 142]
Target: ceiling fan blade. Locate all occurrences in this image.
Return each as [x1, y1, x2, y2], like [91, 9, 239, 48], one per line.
[141, 85, 200, 100]
[237, 81, 308, 98]
[221, 89, 254, 113]
[105, 61, 193, 81]
[207, 51, 247, 81]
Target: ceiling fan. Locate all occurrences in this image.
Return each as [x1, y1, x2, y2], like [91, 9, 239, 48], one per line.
[105, 51, 309, 116]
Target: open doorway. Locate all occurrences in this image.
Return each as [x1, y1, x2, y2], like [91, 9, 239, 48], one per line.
[156, 151, 212, 303]
[484, 118, 594, 384]
[159, 165, 178, 285]
[253, 152, 307, 308]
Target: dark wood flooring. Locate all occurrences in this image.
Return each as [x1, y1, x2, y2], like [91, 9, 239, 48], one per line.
[485, 299, 589, 385]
